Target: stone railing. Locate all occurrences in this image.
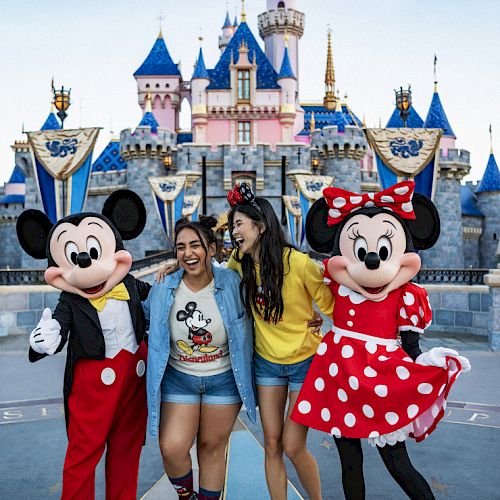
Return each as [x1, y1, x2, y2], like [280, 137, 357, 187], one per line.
[414, 269, 489, 286]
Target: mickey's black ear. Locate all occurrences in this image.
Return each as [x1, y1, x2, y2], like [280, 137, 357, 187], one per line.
[407, 193, 440, 250]
[102, 190, 146, 240]
[16, 210, 53, 259]
[305, 198, 337, 254]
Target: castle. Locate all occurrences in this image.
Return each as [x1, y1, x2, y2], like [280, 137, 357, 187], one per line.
[1, 0, 499, 270]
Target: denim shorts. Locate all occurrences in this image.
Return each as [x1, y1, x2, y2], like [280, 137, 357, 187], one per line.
[254, 352, 314, 392]
[160, 364, 242, 405]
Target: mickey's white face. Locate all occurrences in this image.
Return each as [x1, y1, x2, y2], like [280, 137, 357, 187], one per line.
[327, 212, 421, 300]
[44, 216, 132, 299]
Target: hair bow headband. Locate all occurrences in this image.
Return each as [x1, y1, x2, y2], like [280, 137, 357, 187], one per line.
[323, 181, 416, 226]
[227, 182, 261, 211]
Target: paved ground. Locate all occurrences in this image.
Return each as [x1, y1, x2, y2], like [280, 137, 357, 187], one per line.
[1, 330, 499, 499]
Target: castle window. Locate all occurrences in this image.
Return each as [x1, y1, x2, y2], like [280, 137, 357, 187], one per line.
[238, 70, 250, 101]
[145, 84, 150, 88]
[166, 83, 170, 88]
[278, 1, 285, 8]
[238, 121, 251, 144]
[155, 83, 160, 88]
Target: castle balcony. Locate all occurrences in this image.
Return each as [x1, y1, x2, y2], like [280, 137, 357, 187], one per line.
[258, 8, 305, 38]
[438, 148, 471, 180]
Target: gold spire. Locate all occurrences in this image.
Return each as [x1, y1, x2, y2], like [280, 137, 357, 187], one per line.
[433, 54, 438, 92]
[310, 111, 315, 133]
[157, 12, 165, 39]
[490, 123, 493, 153]
[241, 0, 246, 22]
[323, 28, 337, 110]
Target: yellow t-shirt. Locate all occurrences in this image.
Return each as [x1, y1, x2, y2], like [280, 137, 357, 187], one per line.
[227, 248, 334, 364]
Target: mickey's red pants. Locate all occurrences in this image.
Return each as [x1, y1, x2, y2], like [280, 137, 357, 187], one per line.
[62, 342, 147, 500]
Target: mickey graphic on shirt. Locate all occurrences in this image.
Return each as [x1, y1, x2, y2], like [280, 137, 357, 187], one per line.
[176, 301, 218, 355]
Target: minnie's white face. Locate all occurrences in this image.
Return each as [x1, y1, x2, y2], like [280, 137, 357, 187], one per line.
[327, 213, 421, 300]
[44, 216, 132, 299]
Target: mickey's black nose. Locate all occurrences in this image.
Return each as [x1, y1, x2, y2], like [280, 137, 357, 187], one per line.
[364, 252, 380, 270]
[76, 252, 92, 268]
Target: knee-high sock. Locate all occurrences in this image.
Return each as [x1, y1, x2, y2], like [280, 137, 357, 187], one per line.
[334, 437, 366, 500]
[169, 470, 194, 499]
[377, 441, 435, 500]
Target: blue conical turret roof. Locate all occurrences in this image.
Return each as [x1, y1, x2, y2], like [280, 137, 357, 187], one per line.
[40, 111, 61, 131]
[424, 91, 455, 137]
[134, 34, 181, 77]
[476, 153, 500, 193]
[223, 12, 232, 28]
[8, 165, 25, 184]
[460, 186, 483, 216]
[208, 22, 280, 90]
[277, 47, 296, 80]
[138, 111, 159, 133]
[233, 16, 239, 27]
[192, 48, 210, 80]
[386, 106, 424, 128]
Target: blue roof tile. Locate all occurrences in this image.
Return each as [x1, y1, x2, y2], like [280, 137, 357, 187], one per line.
[424, 91, 455, 137]
[476, 153, 500, 193]
[0, 194, 25, 205]
[177, 132, 193, 144]
[92, 141, 127, 173]
[137, 111, 159, 133]
[277, 47, 296, 80]
[300, 104, 361, 135]
[207, 22, 280, 90]
[40, 112, 61, 131]
[386, 106, 424, 128]
[134, 36, 181, 77]
[192, 48, 210, 80]
[8, 165, 25, 184]
[460, 185, 483, 216]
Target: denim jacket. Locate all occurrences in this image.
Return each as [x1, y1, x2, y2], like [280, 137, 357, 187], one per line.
[143, 265, 257, 436]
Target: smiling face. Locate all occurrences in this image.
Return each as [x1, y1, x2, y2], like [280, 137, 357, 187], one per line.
[44, 216, 132, 299]
[231, 210, 263, 256]
[327, 212, 421, 300]
[175, 227, 215, 279]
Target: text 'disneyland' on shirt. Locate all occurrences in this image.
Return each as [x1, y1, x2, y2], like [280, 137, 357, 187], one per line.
[168, 279, 230, 376]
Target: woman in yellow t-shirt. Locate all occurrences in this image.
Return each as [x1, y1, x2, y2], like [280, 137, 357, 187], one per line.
[227, 182, 334, 500]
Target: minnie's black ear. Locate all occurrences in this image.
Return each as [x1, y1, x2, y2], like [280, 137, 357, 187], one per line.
[305, 198, 337, 254]
[102, 190, 146, 240]
[407, 193, 440, 250]
[16, 210, 53, 259]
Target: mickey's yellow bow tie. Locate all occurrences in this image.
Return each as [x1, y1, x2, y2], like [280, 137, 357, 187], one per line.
[88, 282, 130, 312]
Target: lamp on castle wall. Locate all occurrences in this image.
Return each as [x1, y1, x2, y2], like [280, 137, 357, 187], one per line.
[310, 146, 320, 175]
[53, 84, 71, 128]
[163, 154, 172, 168]
[394, 85, 412, 127]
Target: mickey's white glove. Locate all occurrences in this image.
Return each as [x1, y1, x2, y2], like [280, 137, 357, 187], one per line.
[30, 308, 62, 355]
[416, 347, 471, 373]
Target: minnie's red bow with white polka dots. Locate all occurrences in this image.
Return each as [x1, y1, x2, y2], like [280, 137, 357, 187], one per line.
[323, 180, 416, 226]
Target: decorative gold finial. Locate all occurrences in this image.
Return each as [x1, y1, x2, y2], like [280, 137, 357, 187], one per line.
[490, 123, 494, 153]
[433, 54, 438, 92]
[310, 112, 315, 133]
[323, 27, 337, 110]
[241, 0, 246, 22]
[157, 12, 165, 39]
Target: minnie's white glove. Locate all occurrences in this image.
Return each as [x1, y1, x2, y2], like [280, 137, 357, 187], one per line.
[30, 308, 62, 355]
[416, 347, 471, 373]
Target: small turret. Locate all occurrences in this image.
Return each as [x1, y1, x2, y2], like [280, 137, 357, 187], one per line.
[219, 11, 235, 54]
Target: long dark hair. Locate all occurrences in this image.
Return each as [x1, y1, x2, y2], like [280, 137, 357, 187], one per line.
[174, 215, 218, 275]
[228, 198, 294, 324]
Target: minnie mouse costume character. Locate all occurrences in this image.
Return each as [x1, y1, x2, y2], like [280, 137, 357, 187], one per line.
[291, 181, 470, 499]
[16, 190, 151, 500]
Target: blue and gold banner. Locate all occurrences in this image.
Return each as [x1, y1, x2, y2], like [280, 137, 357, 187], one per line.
[366, 128, 442, 200]
[27, 128, 100, 222]
[282, 195, 303, 247]
[149, 176, 187, 239]
[182, 195, 201, 221]
[293, 174, 334, 246]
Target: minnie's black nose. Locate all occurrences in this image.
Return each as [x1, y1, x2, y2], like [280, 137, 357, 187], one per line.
[76, 252, 92, 268]
[364, 252, 380, 270]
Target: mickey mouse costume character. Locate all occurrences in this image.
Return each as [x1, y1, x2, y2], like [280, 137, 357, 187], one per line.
[290, 181, 471, 499]
[16, 190, 151, 500]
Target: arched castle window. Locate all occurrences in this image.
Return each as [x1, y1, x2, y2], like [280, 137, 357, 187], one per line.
[238, 70, 250, 101]
[145, 84, 150, 88]
[166, 83, 170, 88]
[278, 1, 285, 8]
[155, 83, 160, 88]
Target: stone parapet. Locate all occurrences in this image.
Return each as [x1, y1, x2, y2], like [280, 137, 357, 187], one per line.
[258, 9, 305, 38]
[438, 148, 471, 180]
[120, 127, 176, 161]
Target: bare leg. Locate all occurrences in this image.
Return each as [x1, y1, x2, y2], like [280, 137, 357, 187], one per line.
[159, 403, 200, 477]
[282, 390, 322, 500]
[197, 403, 242, 492]
[257, 385, 289, 500]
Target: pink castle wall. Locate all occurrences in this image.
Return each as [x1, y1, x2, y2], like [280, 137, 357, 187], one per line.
[152, 95, 177, 131]
[206, 120, 231, 149]
[257, 120, 282, 148]
[439, 136, 456, 157]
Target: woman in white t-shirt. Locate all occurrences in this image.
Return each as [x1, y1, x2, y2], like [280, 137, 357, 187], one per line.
[144, 216, 256, 500]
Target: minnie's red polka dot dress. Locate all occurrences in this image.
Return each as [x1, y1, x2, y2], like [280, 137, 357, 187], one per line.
[291, 278, 463, 446]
